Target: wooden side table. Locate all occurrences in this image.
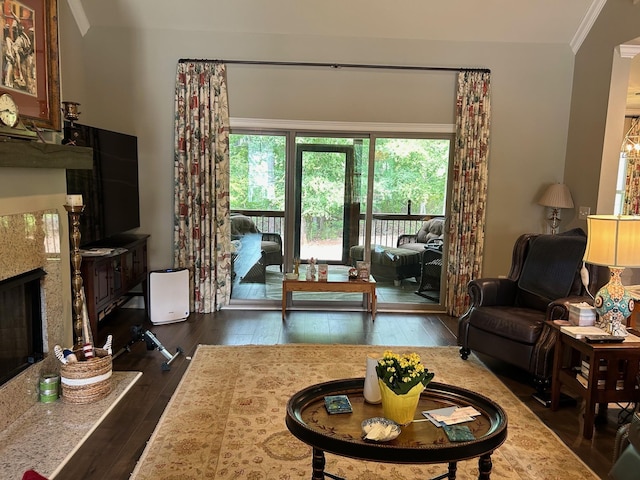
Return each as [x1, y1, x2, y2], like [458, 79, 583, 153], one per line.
[282, 275, 376, 320]
[550, 322, 640, 439]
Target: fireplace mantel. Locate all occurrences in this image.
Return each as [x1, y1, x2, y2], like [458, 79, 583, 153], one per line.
[0, 138, 92, 169]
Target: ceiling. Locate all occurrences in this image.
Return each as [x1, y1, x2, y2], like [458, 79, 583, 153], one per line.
[70, 0, 640, 113]
[72, 0, 599, 46]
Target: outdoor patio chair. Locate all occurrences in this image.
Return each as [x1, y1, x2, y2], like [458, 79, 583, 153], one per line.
[230, 215, 283, 283]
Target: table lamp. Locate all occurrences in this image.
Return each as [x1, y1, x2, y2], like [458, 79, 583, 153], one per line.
[538, 183, 574, 234]
[583, 215, 640, 336]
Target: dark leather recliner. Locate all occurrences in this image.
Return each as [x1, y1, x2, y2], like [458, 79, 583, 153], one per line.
[458, 229, 605, 390]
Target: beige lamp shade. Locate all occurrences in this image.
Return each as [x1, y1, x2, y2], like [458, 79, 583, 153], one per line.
[583, 215, 640, 268]
[537, 183, 574, 209]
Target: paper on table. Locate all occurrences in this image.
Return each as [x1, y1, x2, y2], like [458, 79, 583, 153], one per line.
[422, 406, 481, 426]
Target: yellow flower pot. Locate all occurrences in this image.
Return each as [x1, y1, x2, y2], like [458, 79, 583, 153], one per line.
[378, 380, 424, 425]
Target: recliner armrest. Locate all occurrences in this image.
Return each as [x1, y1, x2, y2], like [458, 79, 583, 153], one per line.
[546, 295, 593, 321]
[468, 278, 518, 307]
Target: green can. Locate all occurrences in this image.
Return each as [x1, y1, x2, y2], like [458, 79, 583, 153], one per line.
[39, 374, 60, 403]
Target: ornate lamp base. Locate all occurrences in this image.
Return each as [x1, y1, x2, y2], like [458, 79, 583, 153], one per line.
[594, 267, 634, 336]
[547, 208, 561, 235]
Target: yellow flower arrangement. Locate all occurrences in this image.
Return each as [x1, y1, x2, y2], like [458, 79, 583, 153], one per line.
[375, 350, 435, 395]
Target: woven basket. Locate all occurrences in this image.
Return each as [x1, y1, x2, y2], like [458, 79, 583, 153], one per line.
[60, 355, 113, 404]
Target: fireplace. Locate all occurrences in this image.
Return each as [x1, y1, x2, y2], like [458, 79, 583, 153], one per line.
[0, 207, 71, 432]
[0, 268, 47, 386]
[0, 141, 92, 433]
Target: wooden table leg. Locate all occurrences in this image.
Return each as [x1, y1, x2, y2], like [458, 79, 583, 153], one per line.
[581, 352, 602, 439]
[447, 461, 457, 479]
[311, 447, 325, 480]
[371, 287, 377, 321]
[282, 283, 287, 320]
[583, 395, 596, 440]
[550, 334, 564, 411]
[477, 453, 493, 480]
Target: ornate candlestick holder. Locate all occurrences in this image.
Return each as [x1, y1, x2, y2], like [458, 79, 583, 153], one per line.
[62, 101, 81, 126]
[65, 201, 85, 348]
[61, 101, 83, 146]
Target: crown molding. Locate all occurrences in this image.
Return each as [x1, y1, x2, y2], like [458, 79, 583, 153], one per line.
[229, 118, 455, 134]
[620, 44, 640, 59]
[67, 0, 90, 37]
[570, 0, 607, 54]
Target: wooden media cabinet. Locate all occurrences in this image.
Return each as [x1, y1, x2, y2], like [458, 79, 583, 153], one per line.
[80, 234, 149, 340]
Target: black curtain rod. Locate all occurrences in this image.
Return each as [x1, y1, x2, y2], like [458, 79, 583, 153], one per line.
[178, 58, 490, 74]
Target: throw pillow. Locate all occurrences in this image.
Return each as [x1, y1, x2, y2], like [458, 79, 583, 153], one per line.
[416, 217, 444, 243]
[22, 470, 49, 480]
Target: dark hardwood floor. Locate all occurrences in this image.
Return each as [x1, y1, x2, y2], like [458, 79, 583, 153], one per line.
[56, 307, 621, 479]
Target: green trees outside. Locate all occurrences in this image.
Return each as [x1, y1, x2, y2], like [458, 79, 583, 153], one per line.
[229, 133, 450, 244]
[373, 138, 449, 216]
[299, 149, 349, 243]
[229, 134, 286, 211]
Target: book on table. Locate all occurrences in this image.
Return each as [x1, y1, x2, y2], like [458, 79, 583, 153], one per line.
[560, 326, 608, 338]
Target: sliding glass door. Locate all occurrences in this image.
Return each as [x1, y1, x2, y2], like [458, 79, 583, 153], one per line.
[229, 133, 286, 300]
[370, 136, 451, 302]
[228, 128, 452, 310]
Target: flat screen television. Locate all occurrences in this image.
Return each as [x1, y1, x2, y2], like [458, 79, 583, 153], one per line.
[65, 123, 140, 247]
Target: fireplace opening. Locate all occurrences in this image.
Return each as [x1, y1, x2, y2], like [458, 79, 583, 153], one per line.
[0, 268, 46, 386]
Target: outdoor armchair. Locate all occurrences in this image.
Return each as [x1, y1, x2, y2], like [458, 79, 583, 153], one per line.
[230, 214, 283, 271]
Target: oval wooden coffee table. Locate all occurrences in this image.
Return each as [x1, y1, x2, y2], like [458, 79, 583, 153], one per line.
[286, 379, 507, 480]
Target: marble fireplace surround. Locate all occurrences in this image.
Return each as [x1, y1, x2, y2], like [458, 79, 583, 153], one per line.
[0, 141, 92, 432]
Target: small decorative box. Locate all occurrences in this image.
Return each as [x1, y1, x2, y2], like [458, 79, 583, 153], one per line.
[568, 302, 597, 326]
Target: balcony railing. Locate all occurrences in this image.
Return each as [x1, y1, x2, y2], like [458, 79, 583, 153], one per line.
[231, 209, 285, 235]
[360, 214, 427, 248]
[231, 210, 431, 248]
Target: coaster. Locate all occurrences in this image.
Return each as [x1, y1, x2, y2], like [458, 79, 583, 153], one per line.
[324, 395, 353, 414]
[443, 424, 475, 442]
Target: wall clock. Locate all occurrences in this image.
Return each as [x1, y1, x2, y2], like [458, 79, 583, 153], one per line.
[0, 93, 18, 127]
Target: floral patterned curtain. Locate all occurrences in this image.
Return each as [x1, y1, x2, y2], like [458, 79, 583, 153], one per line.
[446, 71, 491, 317]
[623, 118, 640, 215]
[173, 62, 232, 312]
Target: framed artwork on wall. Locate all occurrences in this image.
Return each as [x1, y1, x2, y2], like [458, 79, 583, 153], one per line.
[0, 0, 60, 131]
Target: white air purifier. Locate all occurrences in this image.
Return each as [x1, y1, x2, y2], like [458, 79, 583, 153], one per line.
[149, 268, 190, 325]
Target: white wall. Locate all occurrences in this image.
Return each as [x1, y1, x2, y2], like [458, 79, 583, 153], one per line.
[58, 2, 577, 278]
[565, 2, 640, 224]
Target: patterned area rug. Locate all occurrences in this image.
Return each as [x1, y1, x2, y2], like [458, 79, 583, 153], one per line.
[130, 345, 598, 479]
